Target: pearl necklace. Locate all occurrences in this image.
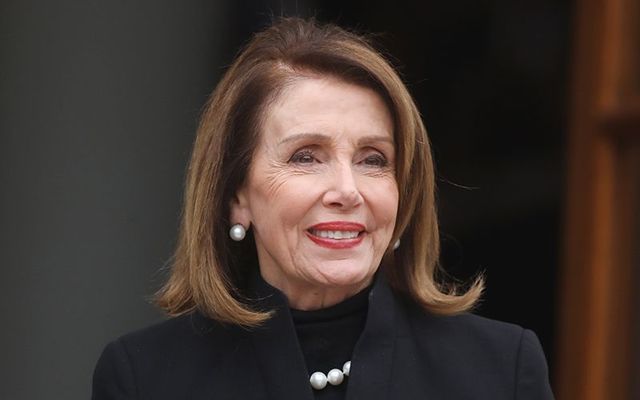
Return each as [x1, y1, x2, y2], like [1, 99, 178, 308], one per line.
[309, 360, 351, 390]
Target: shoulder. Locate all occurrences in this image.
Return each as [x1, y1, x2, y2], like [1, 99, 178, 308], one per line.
[408, 309, 527, 348]
[398, 305, 554, 398]
[92, 313, 242, 400]
[103, 312, 241, 367]
[117, 312, 226, 349]
[403, 306, 540, 364]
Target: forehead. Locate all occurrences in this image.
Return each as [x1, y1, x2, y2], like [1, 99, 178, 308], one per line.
[260, 76, 394, 145]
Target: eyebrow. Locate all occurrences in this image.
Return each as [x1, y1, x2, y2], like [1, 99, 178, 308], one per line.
[277, 132, 394, 146]
[358, 134, 395, 147]
[278, 132, 330, 146]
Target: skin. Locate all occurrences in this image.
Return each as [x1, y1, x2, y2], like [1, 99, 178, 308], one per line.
[231, 76, 399, 310]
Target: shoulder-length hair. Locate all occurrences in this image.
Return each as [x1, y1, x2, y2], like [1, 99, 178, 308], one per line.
[156, 17, 483, 326]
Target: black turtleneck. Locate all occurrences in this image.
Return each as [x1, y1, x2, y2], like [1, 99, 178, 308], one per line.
[290, 287, 370, 400]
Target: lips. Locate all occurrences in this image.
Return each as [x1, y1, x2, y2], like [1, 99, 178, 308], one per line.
[306, 221, 365, 249]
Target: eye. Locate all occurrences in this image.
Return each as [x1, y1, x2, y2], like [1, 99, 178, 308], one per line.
[361, 153, 388, 167]
[288, 149, 317, 164]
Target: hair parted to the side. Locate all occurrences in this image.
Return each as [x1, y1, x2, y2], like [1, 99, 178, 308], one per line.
[155, 17, 484, 326]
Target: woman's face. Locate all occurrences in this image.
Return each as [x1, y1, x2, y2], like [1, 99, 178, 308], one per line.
[232, 76, 398, 309]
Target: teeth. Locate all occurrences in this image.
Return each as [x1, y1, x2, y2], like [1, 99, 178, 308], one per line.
[311, 230, 360, 239]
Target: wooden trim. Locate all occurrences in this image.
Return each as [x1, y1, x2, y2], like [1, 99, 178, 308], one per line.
[608, 142, 639, 400]
[600, 98, 640, 138]
[557, 0, 639, 398]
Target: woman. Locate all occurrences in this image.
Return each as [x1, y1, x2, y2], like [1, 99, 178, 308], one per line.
[93, 17, 554, 399]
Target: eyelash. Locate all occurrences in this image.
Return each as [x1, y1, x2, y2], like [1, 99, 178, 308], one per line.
[289, 149, 316, 164]
[362, 154, 388, 167]
[288, 149, 389, 168]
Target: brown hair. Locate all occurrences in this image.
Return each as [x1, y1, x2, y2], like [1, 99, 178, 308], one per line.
[155, 17, 483, 326]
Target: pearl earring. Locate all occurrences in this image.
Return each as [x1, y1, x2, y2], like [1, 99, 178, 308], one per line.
[229, 224, 246, 241]
[393, 239, 400, 250]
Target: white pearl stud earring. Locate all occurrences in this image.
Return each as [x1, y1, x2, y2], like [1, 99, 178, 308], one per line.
[393, 239, 400, 250]
[229, 224, 246, 241]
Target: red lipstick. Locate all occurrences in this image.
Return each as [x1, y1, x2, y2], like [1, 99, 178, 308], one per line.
[306, 221, 365, 249]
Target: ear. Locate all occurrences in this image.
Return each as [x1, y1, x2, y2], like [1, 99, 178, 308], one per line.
[230, 186, 252, 229]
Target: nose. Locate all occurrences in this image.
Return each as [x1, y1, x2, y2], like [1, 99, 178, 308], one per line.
[321, 162, 364, 210]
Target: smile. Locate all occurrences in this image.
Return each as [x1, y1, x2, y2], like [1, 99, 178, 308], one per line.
[306, 221, 366, 249]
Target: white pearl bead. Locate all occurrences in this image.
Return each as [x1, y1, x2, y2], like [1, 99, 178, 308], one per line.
[309, 372, 327, 390]
[342, 361, 351, 376]
[393, 239, 400, 250]
[327, 368, 344, 385]
[229, 224, 246, 241]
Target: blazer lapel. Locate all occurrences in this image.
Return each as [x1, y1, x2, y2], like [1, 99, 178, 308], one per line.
[248, 277, 315, 400]
[345, 273, 397, 400]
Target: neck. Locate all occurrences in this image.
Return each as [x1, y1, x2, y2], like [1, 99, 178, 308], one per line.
[259, 270, 372, 311]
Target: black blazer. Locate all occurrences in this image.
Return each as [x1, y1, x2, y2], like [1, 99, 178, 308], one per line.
[92, 274, 554, 399]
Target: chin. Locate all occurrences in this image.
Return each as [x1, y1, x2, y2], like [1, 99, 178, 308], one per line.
[313, 261, 377, 289]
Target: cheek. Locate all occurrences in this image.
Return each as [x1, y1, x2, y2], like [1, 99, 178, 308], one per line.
[250, 173, 321, 228]
[260, 167, 290, 200]
[364, 177, 399, 227]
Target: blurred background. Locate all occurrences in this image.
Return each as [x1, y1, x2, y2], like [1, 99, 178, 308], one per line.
[1, 1, 637, 399]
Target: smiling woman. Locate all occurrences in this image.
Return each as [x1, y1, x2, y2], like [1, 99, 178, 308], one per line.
[92, 17, 554, 399]
[153, 17, 482, 328]
[231, 77, 398, 310]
